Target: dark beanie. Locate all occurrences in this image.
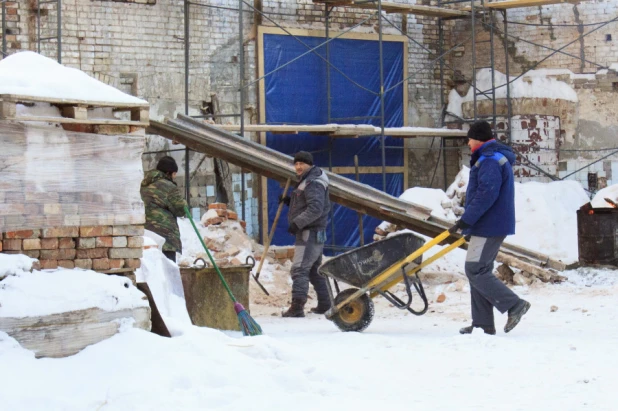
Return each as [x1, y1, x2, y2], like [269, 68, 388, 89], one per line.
[467, 120, 494, 142]
[293, 151, 313, 166]
[156, 156, 178, 174]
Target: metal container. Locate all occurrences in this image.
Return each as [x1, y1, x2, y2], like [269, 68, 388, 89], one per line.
[179, 264, 251, 331]
[577, 208, 618, 267]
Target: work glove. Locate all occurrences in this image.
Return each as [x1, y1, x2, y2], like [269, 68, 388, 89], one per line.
[278, 195, 291, 206]
[448, 219, 470, 234]
[288, 222, 300, 235]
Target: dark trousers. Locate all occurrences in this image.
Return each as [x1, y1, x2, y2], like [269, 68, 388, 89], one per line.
[290, 229, 329, 302]
[465, 236, 520, 327]
[163, 250, 176, 263]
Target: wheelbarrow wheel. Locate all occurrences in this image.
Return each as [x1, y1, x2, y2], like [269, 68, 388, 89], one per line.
[331, 288, 374, 332]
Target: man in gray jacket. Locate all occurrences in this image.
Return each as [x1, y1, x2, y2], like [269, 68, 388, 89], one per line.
[280, 151, 331, 317]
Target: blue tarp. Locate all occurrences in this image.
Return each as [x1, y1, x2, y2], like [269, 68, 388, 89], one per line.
[264, 33, 405, 251]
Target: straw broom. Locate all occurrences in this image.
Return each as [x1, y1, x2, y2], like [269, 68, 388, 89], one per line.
[184, 206, 263, 336]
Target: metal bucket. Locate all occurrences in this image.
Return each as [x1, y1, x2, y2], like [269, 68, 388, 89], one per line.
[179, 264, 251, 331]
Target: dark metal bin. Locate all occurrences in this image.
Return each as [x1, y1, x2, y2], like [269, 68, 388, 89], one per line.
[577, 208, 618, 267]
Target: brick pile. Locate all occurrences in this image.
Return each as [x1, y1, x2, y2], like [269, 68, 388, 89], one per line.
[202, 203, 246, 231]
[0, 225, 144, 271]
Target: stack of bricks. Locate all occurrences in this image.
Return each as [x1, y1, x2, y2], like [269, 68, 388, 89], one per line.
[0, 225, 144, 271]
[203, 203, 246, 231]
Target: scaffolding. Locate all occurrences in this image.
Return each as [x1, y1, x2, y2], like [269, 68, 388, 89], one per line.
[2, 0, 618, 243]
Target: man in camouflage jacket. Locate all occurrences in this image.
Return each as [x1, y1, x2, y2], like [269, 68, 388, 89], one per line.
[140, 156, 188, 262]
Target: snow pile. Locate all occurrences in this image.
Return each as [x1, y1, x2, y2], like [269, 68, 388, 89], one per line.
[0, 253, 36, 280]
[447, 68, 578, 117]
[0, 51, 147, 104]
[378, 176, 589, 263]
[0, 267, 148, 318]
[177, 217, 254, 268]
[591, 184, 618, 208]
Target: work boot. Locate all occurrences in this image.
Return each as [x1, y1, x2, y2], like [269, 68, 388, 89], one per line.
[282, 298, 306, 318]
[309, 300, 331, 314]
[504, 299, 531, 333]
[459, 324, 496, 335]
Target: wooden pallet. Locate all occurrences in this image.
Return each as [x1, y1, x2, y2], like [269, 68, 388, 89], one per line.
[312, 0, 469, 18]
[0, 94, 149, 126]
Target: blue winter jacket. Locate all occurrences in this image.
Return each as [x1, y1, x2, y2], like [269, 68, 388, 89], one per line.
[461, 140, 516, 237]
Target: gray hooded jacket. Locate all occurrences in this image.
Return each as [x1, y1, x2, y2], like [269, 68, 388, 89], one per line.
[288, 166, 330, 231]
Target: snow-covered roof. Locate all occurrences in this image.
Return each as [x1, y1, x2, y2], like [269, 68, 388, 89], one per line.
[0, 51, 147, 106]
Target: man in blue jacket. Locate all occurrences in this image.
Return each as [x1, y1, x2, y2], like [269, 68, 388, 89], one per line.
[449, 121, 531, 335]
[280, 151, 331, 317]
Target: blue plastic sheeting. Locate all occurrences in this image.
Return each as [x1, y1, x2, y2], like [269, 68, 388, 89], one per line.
[264, 33, 405, 250]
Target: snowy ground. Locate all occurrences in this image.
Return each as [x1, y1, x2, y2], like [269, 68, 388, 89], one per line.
[1, 261, 617, 410]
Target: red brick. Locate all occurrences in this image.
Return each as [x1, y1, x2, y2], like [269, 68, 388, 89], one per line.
[0, 241, 2, 252]
[59, 238, 76, 249]
[22, 239, 41, 250]
[95, 236, 113, 248]
[40, 238, 59, 250]
[109, 259, 126, 269]
[42, 227, 79, 238]
[80, 226, 113, 237]
[76, 238, 96, 249]
[40, 260, 58, 270]
[3, 239, 22, 251]
[0, 203, 24, 215]
[21, 250, 40, 259]
[76, 248, 108, 259]
[112, 225, 144, 236]
[227, 211, 238, 220]
[40, 249, 76, 260]
[127, 236, 144, 248]
[204, 217, 225, 226]
[58, 260, 75, 269]
[124, 259, 141, 269]
[208, 203, 227, 210]
[74, 259, 93, 270]
[215, 209, 228, 218]
[4, 230, 40, 239]
[239, 221, 247, 230]
[92, 258, 111, 270]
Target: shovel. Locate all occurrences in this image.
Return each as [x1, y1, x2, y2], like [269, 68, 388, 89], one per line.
[253, 178, 291, 296]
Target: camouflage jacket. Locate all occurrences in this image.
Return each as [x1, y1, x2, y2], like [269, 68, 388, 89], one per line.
[140, 169, 187, 253]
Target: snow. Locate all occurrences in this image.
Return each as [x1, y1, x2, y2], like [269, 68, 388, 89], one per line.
[0, 51, 147, 105]
[447, 68, 578, 117]
[0, 263, 148, 318]
[591, 184, 618, 208]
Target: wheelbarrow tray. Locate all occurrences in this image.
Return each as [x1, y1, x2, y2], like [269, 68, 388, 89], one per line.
[318, 232, 425, 288]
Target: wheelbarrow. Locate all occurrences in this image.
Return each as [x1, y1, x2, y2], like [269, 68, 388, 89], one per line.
[319, 230, 466, 332]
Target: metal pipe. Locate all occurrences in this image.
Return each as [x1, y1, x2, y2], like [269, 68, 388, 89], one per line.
[239, 0, 245, 221]
[2, 2, 6, 58]
[438, 17, 446, 190]
[57, 0, 61, 63]
[378, 0, 386, 191]
[184, 0, 190, 202]
[503, 10, 512, 144]
[471, 0, 476, 120]
[489, 10, 496, 130]
[37, 0, 41, 53]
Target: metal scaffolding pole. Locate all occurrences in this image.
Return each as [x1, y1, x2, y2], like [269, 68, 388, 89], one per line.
[489, 10, 496, 130]
[378, 0, 386, 191]
[184, 0, 191, 202]
[1, 2, 6, 58]
[503, 10, 512, 144]
[325, 6, 337, 250]
[239, 0, 246, 221]
[471, 1, 477, 120]
[57, 0, 61, 63]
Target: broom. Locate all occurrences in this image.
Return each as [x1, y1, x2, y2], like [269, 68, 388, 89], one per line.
[183, 206, 263, 337]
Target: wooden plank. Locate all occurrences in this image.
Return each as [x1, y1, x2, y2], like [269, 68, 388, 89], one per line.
[331, 166, 404, 174]
[2, 115, 149, 126]
[0, 93, 148, 109]
[463, 0, 575, 10]
[385, 127, 468, 137]
[0, 307, 150, 358]
[0, 101, 16, 119]
[313, 0, 469, 17]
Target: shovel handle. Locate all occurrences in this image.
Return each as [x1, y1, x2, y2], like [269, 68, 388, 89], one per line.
[255, 178, 291, 280]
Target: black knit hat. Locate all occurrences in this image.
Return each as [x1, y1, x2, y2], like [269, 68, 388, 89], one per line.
[467, 120, 494, 142]
[293, 151, 313, 166]
[156, 156, 179, 174]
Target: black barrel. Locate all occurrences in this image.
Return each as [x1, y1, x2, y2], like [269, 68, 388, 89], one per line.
[577, 208, 618, 266]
